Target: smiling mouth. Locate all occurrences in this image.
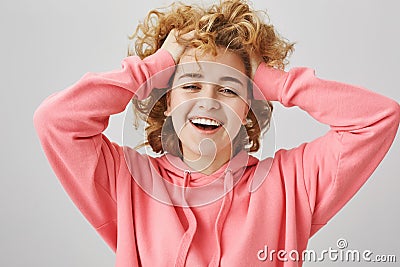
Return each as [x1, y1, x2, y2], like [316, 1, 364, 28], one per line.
[189, 117, 223, 131]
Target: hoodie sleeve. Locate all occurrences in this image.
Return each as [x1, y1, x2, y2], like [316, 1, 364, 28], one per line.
[253, 64, 400, 236]
[33, 49, 175, 247]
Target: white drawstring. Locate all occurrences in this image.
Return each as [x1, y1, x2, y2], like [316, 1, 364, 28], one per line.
[174, 170, 197, 267]
[209, 169, 234, 267]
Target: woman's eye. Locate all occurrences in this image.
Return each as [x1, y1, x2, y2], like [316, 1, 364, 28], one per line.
[181, 84, 200, 90]
[220, 87, 238, 96]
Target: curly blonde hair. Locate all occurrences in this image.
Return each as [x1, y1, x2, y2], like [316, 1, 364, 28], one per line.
[129, 0, 294, 156]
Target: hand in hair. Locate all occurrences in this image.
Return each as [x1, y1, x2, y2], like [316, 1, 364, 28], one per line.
[161, 29, 195, 64]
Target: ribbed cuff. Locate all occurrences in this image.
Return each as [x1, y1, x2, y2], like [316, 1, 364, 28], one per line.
[252, 63, 288, 102]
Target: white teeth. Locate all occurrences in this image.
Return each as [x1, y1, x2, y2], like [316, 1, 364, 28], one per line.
[190, 118, 221, 126]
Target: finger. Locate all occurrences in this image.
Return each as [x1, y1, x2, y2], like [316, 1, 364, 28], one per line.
[179, 30, 196, 41]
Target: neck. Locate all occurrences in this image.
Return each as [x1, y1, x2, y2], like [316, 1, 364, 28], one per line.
[182, 144, 232, 175]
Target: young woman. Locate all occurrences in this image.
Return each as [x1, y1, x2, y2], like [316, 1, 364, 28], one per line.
[33, 0, 399, 266]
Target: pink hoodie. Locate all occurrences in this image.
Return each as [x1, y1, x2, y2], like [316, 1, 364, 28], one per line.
[33, 49, 399, 266]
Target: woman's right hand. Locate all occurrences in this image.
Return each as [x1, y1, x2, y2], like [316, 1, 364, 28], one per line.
[161, 29, 195, 64]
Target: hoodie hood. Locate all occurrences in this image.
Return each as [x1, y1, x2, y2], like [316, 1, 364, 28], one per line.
[160, 150, 258, 184]
[150, 149, 259, 207]
[124, 147, 273, 207]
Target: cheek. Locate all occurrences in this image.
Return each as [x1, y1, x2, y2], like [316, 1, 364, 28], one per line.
[221, 102, 247, 136]
[167, 89, 192, 111]
[229, 100, 249, 121]
[168, 95, 193, 136]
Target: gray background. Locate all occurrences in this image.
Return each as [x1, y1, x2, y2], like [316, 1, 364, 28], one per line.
[1, 0, 399, 266]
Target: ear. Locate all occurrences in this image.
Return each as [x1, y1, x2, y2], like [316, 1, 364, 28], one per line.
[165, 90, 172, 116]
[242, 99, 251, 125]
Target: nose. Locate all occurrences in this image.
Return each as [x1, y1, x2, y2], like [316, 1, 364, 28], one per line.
[195, 85, 221, 110]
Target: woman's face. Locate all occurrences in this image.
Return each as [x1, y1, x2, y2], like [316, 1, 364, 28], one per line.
[166, 47, 250, 163]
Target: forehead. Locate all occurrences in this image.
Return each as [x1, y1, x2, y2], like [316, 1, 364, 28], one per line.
[175, 48, 248, 86]
[179, 47, 246, 73]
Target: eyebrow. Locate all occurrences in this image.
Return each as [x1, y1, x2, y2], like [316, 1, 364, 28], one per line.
[178, 73, 203, 79]
[178, 73, 244, 86]
[219, 76, 244, 86]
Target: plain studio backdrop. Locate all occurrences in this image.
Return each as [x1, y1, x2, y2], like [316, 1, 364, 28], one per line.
[1, 0, 398, 266]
